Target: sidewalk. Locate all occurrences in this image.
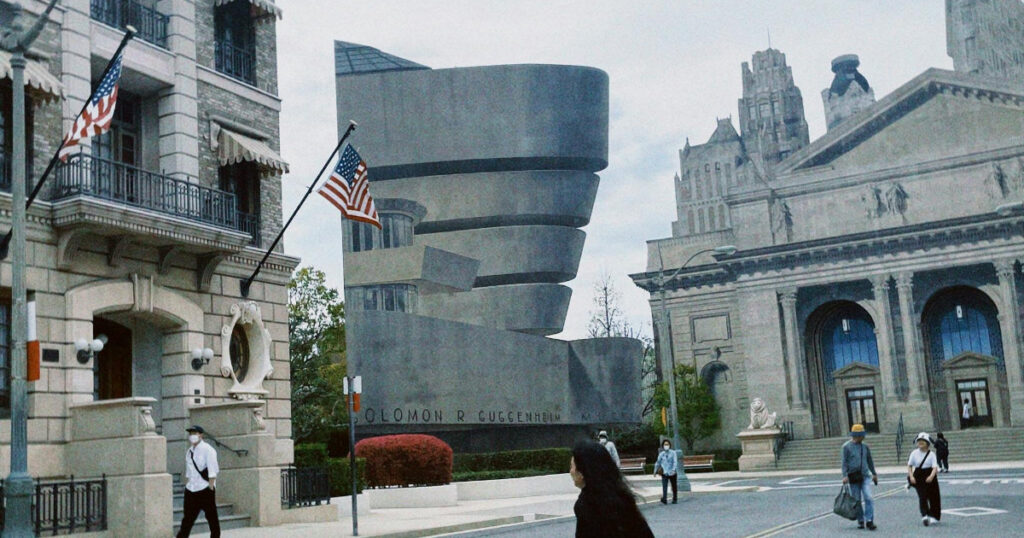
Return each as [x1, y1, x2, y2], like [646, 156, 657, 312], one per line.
[197, 461, 1023, 538]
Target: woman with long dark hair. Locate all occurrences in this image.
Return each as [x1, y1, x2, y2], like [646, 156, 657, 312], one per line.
[570, 440, 655, 538]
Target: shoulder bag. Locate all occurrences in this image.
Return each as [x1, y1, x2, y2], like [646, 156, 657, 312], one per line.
[190, 449, 210, 481]
[833, 484, 863, 520]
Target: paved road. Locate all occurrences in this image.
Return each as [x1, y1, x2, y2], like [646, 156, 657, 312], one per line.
[453, 469, 1024, 537]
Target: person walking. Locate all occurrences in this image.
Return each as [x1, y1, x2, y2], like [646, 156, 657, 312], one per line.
[840, 424, 878, 531]
[934, 432, 949, 473]
[653, 439, 679, 504]
[176, 425, 220, 538]
[961, 398, 973, 429]
[597, 430, 620, 467]
[908, 432, 941, 526]
[570, 440, 654, 538]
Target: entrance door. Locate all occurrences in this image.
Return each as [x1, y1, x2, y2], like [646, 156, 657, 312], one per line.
[846, 387, 879, 433]
[956, 379, 993, 428]
[93, 318, 132, 400]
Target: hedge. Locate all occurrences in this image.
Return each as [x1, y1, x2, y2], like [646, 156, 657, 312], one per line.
[452, 469, 554, 482]
[452, 448, 570, 474]
[327, 457, 367, 496]
[295, 443, 329, 468]
[355, 434, 453, 488]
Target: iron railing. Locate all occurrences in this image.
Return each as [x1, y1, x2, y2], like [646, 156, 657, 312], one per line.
[237, 211, 262, 247]
[772, 421, 794, 468]
[281, 466, 331, 509]
[205, 433, 248, 458]
[0, 475, 108, 536]
[214, 40, 256, 85]
[90, 0, 168, 48]
[53, 153, 241, 230]
[895, 412, 906, 464]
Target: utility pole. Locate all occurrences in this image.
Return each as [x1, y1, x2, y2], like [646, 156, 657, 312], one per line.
[1, 1, 60, 536]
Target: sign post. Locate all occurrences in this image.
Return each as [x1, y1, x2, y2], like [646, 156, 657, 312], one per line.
[344, 375, 362, 536]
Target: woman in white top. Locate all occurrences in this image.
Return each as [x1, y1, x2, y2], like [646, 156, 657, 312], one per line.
[907, 432, 941, 526]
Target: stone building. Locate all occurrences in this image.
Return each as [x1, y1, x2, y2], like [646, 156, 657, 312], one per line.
[335, 42, 643, 452]
[1, 0, 329, 534]
[634, 10, 1024, 448]
[946, 0, 1024, 79]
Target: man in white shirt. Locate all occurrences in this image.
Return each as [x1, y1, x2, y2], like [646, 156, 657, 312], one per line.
[597, 430, 620, 467]
[176, 425, 220, 538]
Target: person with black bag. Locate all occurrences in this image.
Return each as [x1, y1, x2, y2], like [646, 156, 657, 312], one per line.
[840, 424, 878, 530]
[934, 432, 949, 473]
[177, 425, 221, 538]
[908, 432, 942, 526]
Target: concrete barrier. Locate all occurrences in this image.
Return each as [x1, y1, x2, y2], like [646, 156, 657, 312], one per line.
[456, 473, 576, 501]
[366, 484, 458, 509]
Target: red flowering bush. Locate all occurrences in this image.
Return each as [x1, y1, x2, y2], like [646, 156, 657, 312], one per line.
[354, 434, 453, 488]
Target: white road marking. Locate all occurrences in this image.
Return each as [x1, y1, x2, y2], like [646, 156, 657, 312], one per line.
[778, 476, 806, 485]
[944, 506, 1009, 517]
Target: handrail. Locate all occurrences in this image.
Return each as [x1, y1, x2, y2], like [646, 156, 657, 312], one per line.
[895, 412, 905, 464]
[204, 433, 248, 457]
[773, 421, 794, 467]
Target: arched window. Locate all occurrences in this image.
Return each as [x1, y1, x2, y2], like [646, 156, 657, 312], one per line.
[700, 361, 730, 398]
[687, 210, 695, 235]
[925, 290, 1003, 362]
[821, 310, 879, 382]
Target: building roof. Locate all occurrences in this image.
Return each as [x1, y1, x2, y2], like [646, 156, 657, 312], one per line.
[707, 118, 741, 144]
[334, 41, 429, 77]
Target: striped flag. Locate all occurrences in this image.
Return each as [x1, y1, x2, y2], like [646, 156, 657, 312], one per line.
[317, 144, 381, 228]
[58, 51, 124, 161]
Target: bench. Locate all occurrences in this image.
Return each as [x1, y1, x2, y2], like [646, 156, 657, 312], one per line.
[683, 454, 715, 471]
[618, 456, 647, 474]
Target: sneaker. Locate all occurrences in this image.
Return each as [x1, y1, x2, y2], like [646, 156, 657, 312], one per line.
[923, 516, 930, 526]
[858, 522, 864, 529]
[866, 521, 876, 531]
[928, 517, 939, 525]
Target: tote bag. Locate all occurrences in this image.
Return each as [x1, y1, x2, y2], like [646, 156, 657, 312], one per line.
[833, 484, 862, 521]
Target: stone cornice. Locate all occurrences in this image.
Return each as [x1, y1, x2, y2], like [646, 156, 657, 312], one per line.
[227, 247, 301, 274]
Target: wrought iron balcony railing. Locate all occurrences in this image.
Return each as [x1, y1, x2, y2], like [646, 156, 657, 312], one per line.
[52, 153, 260, 244]
[90, 0, 169, 48]
[214, 40, 256, 86]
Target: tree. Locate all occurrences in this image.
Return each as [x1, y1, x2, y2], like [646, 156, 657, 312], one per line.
[653, 364, 721, 452]
[288, 266, 348, 445]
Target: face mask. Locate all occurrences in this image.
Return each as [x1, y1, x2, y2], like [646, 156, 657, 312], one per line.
[189, 434, 200, 444]
[663, 445, 670, 451]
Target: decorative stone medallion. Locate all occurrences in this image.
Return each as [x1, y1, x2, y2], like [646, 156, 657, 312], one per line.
[220, 302, 273, 400]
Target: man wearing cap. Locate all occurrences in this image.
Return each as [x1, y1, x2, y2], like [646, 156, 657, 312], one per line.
[177, 426, 220, 538]
[597, 430, 620, 467]
[840, 423, 878, 530]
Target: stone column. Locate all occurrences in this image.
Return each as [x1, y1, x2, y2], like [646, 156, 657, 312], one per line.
[779, 289, 807, 409]
[870, 275, 900, 403]
[895, 273, 926, 400]
[994, 259, 1024, 426]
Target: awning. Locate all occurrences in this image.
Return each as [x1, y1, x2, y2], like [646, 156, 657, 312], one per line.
[215, 124, 289, 175]
[0, 50, 64, 103]
[214, 0, 283, 20]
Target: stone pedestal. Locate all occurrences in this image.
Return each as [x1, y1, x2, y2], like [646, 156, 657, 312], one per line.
[188, 400, 336, 527]
[737, 428, 782, 471]
[68, 397, 172, 538]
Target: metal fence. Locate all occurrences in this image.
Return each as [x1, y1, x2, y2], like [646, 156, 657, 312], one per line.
[0, 475, 108, 536]
[90, 0, 168, 48]
[281, 466, 331, 509]
[237, 211, 262, 247]
[214, 40, 256, 86]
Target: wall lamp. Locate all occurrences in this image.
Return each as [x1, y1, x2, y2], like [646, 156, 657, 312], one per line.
[191, 347, 215, 371]
[75, 335, 107, 364]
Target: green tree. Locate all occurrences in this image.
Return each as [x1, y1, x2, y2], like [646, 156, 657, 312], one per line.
[653, 364, 720, 452]
[288, 266, 347, 444]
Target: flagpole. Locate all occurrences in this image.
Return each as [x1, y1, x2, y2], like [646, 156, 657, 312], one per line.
[0, 26, 137, 260]
[240, 120, 357, 298]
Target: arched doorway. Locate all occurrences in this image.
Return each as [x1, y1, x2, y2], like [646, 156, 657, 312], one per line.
[805, 301, 881, 438]
[93, 318, 132, 400]
[922, 286, 1005, 430]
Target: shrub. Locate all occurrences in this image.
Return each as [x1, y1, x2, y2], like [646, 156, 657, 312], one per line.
[294, 443, 328, 468]
[452, 469, 555, 482]
[327, 457, 367, 496]
[452, 448, 570, 474]
[354, 434, 453, 488]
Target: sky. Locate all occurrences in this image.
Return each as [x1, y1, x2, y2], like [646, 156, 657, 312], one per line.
[276, 1, 951, 340]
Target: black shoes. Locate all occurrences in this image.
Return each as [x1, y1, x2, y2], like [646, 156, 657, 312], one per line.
[866, 521, 876, 531]
[858, 522, 864, 529]
[660, 498, 667, 505]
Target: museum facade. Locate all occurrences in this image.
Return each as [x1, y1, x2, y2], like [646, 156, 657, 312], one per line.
[633, 1, 1024, 446]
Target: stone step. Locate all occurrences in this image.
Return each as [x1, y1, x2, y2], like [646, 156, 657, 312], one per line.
[172, 513, 250, 535]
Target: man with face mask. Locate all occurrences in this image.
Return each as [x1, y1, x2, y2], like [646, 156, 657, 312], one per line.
[597, 430, 620, 467]
[653, 439, 679, 504]
[177, 425, 220, 538]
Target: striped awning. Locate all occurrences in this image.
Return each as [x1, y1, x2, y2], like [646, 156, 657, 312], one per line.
[0, 50, 63, 103]
[214, 0, 283, 19]
[216, 125, 289, 175]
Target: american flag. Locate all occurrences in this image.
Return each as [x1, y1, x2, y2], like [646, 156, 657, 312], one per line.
[318, 145, 381, 228]
[58, 52, 124, 161]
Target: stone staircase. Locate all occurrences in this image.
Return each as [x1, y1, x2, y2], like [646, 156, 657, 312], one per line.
[172, 475, 251, 534]
[769, 427, 1024, 471]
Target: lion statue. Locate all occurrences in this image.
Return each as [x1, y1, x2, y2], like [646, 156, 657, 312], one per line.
[748, 397, 778, 430]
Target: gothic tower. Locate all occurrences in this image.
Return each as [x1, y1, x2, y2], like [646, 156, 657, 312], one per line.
[737, 48, 809, 166]
[946, 0, 1024, 80]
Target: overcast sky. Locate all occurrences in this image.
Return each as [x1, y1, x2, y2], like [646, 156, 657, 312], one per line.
[276, 1, 951, 340]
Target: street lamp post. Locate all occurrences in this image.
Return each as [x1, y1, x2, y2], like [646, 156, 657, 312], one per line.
[1, 2, 60, 536]
[654, 244, 736, 492]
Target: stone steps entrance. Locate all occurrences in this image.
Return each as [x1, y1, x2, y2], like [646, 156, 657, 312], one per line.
[171, 476, 251, 534]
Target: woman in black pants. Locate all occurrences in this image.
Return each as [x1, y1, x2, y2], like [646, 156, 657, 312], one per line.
[907, 432, 941, 526]
[934, 432, 949, 472]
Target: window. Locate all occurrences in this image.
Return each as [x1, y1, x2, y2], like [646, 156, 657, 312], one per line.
[822, 311, 879, 382]
[349, 213, 413, 252]
[357, 284, 416, 313]
[95, 90, 140, 166]
[214, 0, 256, 85]
[219, 162, 261, 217]
[0, 296, 9, 417]
[228, 325, 250, 380]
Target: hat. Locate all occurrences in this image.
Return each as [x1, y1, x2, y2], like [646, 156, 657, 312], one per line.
[597, 430, 608, 438]
[850, 424, 866, 437]
[186, 425, 205, 434]
[915, 432, 931, 445]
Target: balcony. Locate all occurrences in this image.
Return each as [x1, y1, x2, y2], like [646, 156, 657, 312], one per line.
[214, 40, 256, 86]
[90, 0, 169, 49]
[48, 153, 260, 285]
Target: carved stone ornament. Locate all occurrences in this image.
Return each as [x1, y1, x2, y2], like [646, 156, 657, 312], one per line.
[747, 397, 778, 430]
[220, 301, 274, 400]
[138, 407, 157, 436]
